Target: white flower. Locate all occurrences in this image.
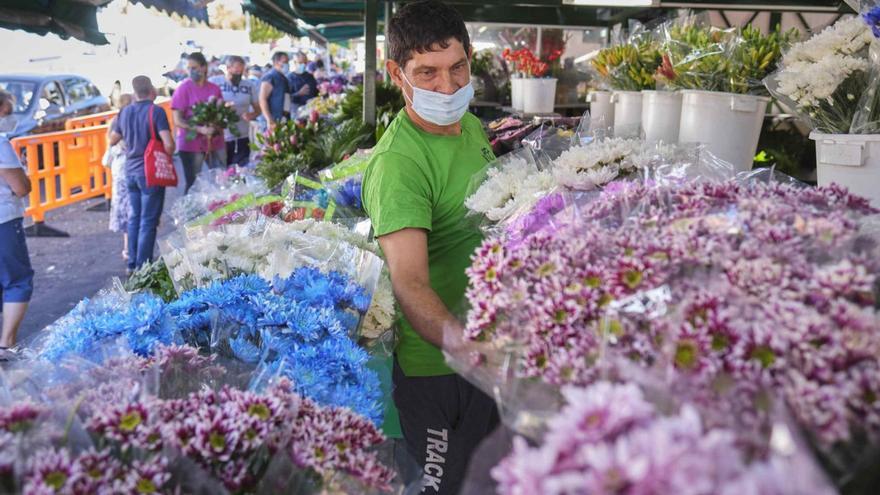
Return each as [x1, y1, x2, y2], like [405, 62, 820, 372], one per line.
[465, 156, 554, 222]
[777, 55, 868, 108]
[161, 219, 396, 338]
[782, 17, 872, 66]
[551, 138, 645, 190]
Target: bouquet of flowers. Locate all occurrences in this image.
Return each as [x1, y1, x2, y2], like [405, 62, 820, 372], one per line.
[34, 264, 386, 425]
[656, 15, 796, 95]
[502, 48, 560, 78]
[2, 344, 398, 494]
[591, 40, 663, 91]
[460, 177, 880, 458]
[765, 16, 878, 133]
[161, 217, 395, 342]
[491, 381, 835, 495]
[186, 95, 241, 141]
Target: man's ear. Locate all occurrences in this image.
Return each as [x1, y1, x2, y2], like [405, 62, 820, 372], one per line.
[386, 59, 405, 91]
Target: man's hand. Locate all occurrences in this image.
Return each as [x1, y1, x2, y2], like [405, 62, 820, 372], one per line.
[378, 228, 461, 349]
[267, 120, 277, 132]
[295, 85, 311, 97]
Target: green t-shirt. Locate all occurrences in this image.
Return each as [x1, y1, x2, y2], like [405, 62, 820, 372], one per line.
[362, 109, 495, 377]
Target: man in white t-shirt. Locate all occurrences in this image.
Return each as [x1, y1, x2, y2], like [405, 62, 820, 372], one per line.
[210, 55, 260, 166]
[0, 89, 33, 356]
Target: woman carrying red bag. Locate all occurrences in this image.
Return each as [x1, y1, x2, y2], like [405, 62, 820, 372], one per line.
[109, 76, 175, 274]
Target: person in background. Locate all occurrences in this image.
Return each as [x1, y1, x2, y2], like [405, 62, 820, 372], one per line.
[210, 55, 260, 167]
[172, 52, 226, 192]
[110, 76, 175, 273]
[0, 89, 33, 357]
[287, 52, 318, 117]
[259, 52, 290, 132]
[248, 65, 263, 83]
[103, 93, 134, 260]
[312, 59, 327, 80]
[360, 2, 498, 493]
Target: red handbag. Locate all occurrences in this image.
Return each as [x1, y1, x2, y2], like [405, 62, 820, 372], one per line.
[144, 105, 178, 188]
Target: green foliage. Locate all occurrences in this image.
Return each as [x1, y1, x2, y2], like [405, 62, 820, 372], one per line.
[124, 260, 177, 303]
[249, 17, 284, 44]
[255, 120, 372, 189]
[336, 82, 405, 140]
[186, 99, 240, 141]
[592, 41, 663, 91]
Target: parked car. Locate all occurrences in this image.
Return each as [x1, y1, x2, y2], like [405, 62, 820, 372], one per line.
[0, 74, 111, 138]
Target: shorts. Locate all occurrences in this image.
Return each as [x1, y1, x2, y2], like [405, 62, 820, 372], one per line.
[0, 218, 34, 304]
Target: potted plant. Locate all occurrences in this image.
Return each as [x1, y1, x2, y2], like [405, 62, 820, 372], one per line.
[657, 17, 796, 171]
[592, 38, 665, 139]
[765, 12, 880, 206]
[503, 48, 561, 114]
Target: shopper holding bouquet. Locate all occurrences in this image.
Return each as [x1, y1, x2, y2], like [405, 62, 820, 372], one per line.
[361, 2, 498, 493]
[172, 52, 227, 192]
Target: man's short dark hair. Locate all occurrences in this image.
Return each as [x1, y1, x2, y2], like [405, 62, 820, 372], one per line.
[227, 55, 246, 67]
[272, 51, 289, 63]
[387, 0, 470, 68]
[132, 75, 153, 99]
[187, 52, 208, 67]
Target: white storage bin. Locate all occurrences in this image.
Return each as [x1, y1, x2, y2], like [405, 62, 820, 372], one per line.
[641, 90, 682, 143]
[811, 132, 880, 207]
[611, 90, 643, 139]
[678, 90, 769, 172]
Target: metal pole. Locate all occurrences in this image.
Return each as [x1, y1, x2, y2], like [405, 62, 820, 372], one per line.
[364, 0, 378, 126]
[383, 1, 392, 82]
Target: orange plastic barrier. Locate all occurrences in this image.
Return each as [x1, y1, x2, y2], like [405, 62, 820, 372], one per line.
[11, 125, 112, 224]
[64, 98, 174, 130]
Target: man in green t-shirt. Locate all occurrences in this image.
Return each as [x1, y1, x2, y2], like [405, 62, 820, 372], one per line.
[361, 1, 499, 493]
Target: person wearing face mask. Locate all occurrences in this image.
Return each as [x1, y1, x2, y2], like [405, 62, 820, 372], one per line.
[259, 52, 291, 132]
[210, 55, 260, 166]
[287, 52, 318, 116]
[360, 2, 496, 493]
[0, 89, 34, 358]
[171, 52, 226, 193]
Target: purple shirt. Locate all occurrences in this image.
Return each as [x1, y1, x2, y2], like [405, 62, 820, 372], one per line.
[171, 79, 225, 153]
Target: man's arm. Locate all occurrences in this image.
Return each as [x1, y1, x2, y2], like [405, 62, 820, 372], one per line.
[378, 228, 461, 349]
[159, 129, 175, 155]
[259, 81, 275, 128]
[109, 131, 122, 146]
[0, 168, 31, 198]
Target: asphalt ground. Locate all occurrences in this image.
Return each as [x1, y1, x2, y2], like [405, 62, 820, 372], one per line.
[15, 165, 186, 348]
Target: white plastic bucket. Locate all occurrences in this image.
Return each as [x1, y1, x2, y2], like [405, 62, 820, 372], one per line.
[522, 78, 558, 114]
[587, 91, 614, 131]
[678, 90, 769, 172]
[810, 132, 880, 207]
[511, 77, 525, 111]
[611, 91, 643, 138]
[641, 90, 682, 143]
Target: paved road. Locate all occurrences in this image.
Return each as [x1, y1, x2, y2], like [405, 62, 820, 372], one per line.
[17, 182, 184, 348]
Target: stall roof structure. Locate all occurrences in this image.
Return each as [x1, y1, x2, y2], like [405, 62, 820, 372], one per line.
[0, 0, 113, 44]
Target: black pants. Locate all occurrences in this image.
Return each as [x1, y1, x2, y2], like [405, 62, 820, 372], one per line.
[393, 358, 500, 495]
[225, 137, 250, 167]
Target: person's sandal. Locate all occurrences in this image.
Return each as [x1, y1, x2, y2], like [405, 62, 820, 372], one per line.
[0, 347, 19, 362]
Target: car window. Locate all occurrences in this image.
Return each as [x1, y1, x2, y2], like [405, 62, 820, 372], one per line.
[63, 78, 92, 105]
[87, 83, 101, 97]
[0, 80, 37, 113]
[41, 81, 65, 109]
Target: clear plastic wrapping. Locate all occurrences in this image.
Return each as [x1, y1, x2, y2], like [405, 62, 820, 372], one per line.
[591, 20, 663, 91]
[448, 153, 880, 488]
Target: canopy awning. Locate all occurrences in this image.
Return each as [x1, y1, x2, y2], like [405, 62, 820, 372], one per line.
[128, 0, 211, 23]
[0, 0, 112, 44]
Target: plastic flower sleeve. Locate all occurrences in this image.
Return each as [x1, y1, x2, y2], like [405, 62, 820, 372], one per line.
[520, 120, 579, 161]
[763, 16, 874, 134]
[463, 145, 554, 230]
[591, 21, 663, 91]
[655, 13, 735, 92]
[853, 5, 880, 133]
[281, 171, 336, 222]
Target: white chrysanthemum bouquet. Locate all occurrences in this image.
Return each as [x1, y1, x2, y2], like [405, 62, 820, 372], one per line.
[766, 16, 879, 133]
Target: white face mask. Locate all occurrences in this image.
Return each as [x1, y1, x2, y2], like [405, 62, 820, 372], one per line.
[0, 114, 18, 133]
[401, 70, 473, 127]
